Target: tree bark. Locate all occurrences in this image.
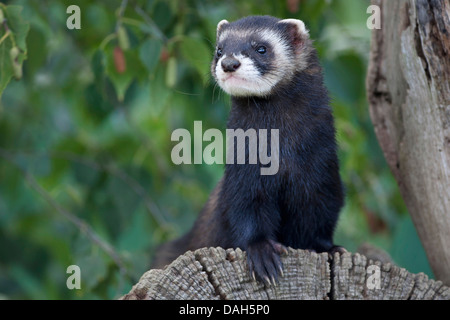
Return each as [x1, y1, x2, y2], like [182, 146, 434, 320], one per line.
[121, 247, 449, 300]
[366, 0, 450, 285]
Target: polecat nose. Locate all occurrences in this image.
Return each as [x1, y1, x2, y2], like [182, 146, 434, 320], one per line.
[221, 57, 241, 72]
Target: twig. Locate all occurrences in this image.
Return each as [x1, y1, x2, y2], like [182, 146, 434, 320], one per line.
[0, 148, 170, 227]
[134, 4, 168, 43]
[99, 33, 117, 51]
[106, 163, 169, 227]
[0, 14, 16, 48]
[116, 0, 128, 31]
[0, 29, 10, 46]
[117, 0, 128, 18]
[98, 0, 127, 50]
[52, 150, 170, 227]
[0, 148, 131, 295]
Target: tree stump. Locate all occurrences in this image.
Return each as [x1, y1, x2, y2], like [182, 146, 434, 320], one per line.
[121, 247, 450, 300]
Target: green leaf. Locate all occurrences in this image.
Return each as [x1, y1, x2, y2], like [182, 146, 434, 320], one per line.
[0, 4, 29, 99]
[76, 251, 108, 290]
[3, 5, 29, 51]
[130, 67, 170, 125]
[24, 27, 46, 77]
[104, 47, 137, 102]
[179, 37, 212, 84]
[139, 38, 162, 73]
[117, 206, 151, 252]
[153, 1, 173, 31]
[10, 265, 44, 299]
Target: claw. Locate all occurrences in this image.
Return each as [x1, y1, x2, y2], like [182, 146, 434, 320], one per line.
[271, 276, 277, 287]
[269, 240, 288, 256]
[279, 265, 284, 277]
[247, 239, 287, 285]
[328, 245, 347, 258]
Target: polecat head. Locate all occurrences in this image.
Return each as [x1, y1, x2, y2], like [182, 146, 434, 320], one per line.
[211, 15, 312, 98]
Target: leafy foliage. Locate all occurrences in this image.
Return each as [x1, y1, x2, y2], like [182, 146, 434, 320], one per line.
[0, 0, 432, 299]
[0, 4, 29, 98]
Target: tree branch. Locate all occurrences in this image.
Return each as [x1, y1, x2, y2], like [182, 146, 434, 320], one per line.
[0, 147, 131, 296]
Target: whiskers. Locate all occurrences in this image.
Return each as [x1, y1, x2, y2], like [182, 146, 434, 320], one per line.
[211, 81, 224, 104]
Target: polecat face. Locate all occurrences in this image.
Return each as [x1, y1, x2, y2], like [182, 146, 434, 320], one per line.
[211, 16, 311, 98]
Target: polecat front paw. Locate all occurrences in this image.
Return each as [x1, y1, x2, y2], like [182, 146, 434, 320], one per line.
[326, 245, 347, 259]
[246, 239, 288, 286]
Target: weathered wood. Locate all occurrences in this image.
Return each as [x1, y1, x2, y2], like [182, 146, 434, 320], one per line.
[366, 0, 450, 286]
[332, 251, 449, 299]
[121, 247, 450, 300]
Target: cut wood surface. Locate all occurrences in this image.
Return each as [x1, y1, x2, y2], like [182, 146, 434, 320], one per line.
[121, 247, 450, 300]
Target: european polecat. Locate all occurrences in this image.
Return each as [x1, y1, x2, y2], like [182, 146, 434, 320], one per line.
[153, 15, 345, 285]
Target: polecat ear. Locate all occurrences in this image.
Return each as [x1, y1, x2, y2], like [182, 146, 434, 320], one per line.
[278, 19, 309, 49]
[217, 19, 229, 36]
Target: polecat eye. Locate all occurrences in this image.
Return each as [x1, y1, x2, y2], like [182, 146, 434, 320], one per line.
[216, 48, 223, 58]
[256, 46, 267, 54]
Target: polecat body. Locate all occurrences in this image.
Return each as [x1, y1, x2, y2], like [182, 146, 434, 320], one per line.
[153, 15, 345, 285]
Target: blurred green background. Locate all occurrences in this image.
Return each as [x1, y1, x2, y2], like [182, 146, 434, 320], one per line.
[0, 0, 433, 299]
